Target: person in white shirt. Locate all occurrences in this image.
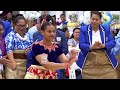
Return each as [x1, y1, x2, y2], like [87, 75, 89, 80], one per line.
[27, 18, 41, 41]
[76, 11, 118, 79]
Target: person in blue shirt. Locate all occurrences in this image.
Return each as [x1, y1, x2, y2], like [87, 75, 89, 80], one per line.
[0, 20, 12, 79]
[24, 22, 77, 79]
[113, 30, 120, 78]
[76, 11, 118, 79]
[2, 11, 13, 24]
[1, 20, 13, 38]
[5, 16, 33, 79]
[27, 14, 68, 79]
[33, 15, 68, 55]
[59, 14, 68, 29]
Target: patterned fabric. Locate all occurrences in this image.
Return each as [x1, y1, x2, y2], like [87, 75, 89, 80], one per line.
[27, 26, 38, 41]
[113, 31, 120, 55]
[0, 37, 6, 56]
[5, 30, 33, 53]
[82, 50, 118, 79]
[24, 65, 57, 79]
[116, 55, 120, 78]
[29, 41, 63, 66]
[67, 39, 79, 47]
[5, 50, 27, 79]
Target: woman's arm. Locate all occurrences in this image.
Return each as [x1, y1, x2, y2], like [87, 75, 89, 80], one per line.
[7, 51, 16, 70]
[105, 30, 116, 50]
[5, 33, 16, 70]
[35, 54, 68, 71]
[79, 28, 90, 52]
[0, 58, 12, 68]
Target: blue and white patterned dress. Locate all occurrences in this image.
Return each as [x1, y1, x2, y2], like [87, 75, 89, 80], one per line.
[67, 38, 79, 47]
[5, 30, 33, 53]
[113, 31, 120, 56]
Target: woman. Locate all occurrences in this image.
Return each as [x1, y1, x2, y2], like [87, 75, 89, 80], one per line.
[24, 22, 77, 79]
[0, 20, 12, 79]
[113, 31, 120, 78]
[67, 28, 80, 59]
[76, 11, 118, 79]
[59, 28, 70, 42]
[68, 28, 80, 47]
[5, 16, 33, 79]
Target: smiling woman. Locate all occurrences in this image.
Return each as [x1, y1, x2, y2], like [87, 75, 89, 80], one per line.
[76, 11, 118, 79]
[24, 22, 77, 79]
[5, 16, 33, 79]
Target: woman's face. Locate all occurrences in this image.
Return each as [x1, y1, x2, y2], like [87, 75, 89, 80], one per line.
[0, 24, 3, 36]
[15, 19, 26, 34]
[42, 25, 56, 42]
[73, 29, 80, 39]
[36, 19, 41, 31]
[60, 15, 66, 22]
[65, 30, 70, 38]
[6, 12, 12, 20]
[90, 14, 101, 28]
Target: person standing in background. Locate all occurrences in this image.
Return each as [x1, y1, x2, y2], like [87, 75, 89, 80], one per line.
[76, 11, 118, 79]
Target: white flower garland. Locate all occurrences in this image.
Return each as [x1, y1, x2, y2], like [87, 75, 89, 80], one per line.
[16, 33, 28, 41]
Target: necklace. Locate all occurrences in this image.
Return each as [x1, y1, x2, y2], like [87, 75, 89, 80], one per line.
[16, 33, 27, 41]
[39, 40, 58, 53]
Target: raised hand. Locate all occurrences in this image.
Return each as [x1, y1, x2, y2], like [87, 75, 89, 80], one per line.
[98, 43, 105, 49]
[0, 58, 12, 68]
[91, 41, 100, 49]
[91, 41, 105, 49]
[69, 49, 77, 59]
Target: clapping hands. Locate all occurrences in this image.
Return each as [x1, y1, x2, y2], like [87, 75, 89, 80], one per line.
[91, 41, 105, 50]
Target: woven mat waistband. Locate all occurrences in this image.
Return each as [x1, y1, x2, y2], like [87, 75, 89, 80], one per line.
[30, 65, 49, 71]
[13, 50, 26, 54]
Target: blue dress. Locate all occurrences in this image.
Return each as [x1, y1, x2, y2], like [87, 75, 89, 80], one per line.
[27, 42, 63, 68]
[5, 30, 33, 53]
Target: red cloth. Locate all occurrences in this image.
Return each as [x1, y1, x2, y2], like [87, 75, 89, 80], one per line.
[27, 66, 57, 79]
[65, 68, 69, 77]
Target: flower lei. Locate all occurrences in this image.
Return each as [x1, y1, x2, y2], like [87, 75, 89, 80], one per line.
[39, 40, 58, 53]
[16, 33, 28, 41]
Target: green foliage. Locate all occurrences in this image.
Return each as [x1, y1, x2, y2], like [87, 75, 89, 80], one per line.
[112, 14, 120, 20]
[69, 13, 78, 22]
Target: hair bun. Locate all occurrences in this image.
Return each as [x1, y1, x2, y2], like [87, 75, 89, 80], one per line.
[49, 20, 52, 23]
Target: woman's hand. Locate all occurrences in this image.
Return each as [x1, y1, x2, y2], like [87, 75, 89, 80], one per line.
[0, 58, 12, 68]
[10, 61, 17, 71]
[68, 57, 78, 68]
[3, 55, 8, 59]
[69, 49, 77, 59]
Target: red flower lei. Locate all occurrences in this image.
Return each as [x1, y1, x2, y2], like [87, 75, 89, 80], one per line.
[39, 40, 58, 53]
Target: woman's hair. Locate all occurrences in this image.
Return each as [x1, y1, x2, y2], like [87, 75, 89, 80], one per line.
[90, 11, 102, 19]
[60, 14, 65, 17]
[39, 14, 56, 26]
[0, 20, 4, 26]
[70, 28, 80, 39]
[41, 22, 54, 31]
[13, 16, 27, 25]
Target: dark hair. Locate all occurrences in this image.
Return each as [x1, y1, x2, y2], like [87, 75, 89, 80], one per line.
[14, 14, 24, 18]
[70, 28, 80, 39]
[41, 22, 55, 31]
[52, 15, 56, 20]
[90, 11, 102, 19]
[51, 15, 57, 25]
[13, 16, 27, 25]
[2, 11, 12, 16]
[0, 20, 4, 26]
[60, 14, 65, 17]
[39, 15, 56, 26]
